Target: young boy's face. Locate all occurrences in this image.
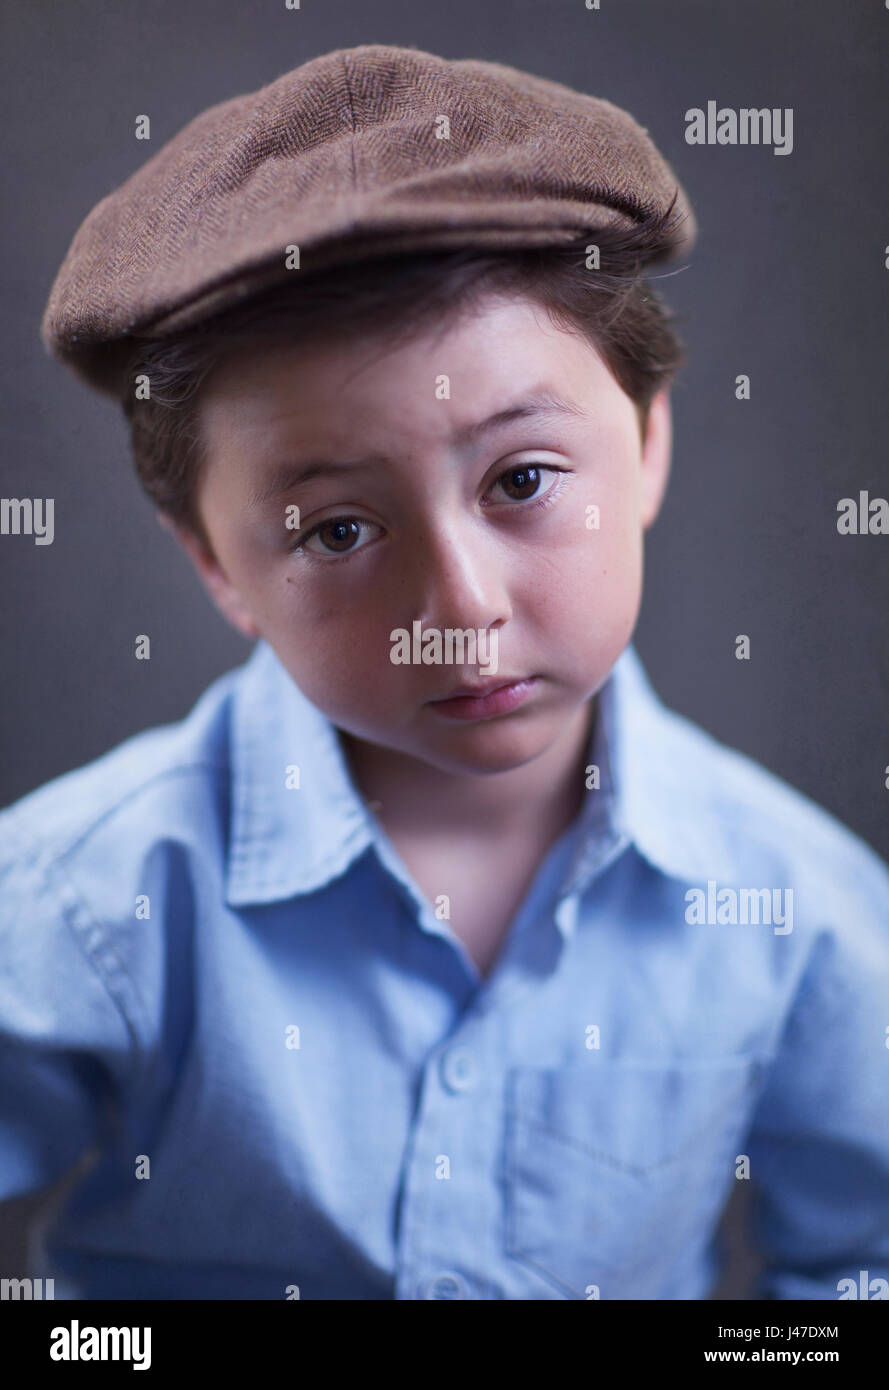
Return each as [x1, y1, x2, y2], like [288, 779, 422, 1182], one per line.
[178, 293, 671, 777]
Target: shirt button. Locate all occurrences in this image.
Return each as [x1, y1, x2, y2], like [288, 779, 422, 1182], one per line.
[440, 1047, 478, 1093]
[422, 1271, 471, 1300]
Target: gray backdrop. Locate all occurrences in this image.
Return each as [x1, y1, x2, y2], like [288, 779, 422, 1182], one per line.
[0, 0, 886, 1298]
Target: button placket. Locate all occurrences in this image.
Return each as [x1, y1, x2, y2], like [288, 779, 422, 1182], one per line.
[396, 1030, 490, 1298]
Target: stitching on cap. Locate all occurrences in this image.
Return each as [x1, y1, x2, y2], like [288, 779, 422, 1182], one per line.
[341, 52, 358, 192]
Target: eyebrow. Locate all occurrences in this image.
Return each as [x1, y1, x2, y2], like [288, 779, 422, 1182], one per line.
[246, 386, 587, 509]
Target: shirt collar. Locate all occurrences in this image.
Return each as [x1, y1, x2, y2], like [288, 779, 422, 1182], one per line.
[596, 643, 737, 887]
[226, 640, 375, 906]
[225, 638, 735, 908]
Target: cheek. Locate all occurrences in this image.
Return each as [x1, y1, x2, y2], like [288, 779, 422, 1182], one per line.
[529, 504, 641, 609]
[268, 590, 401, 715]
[586, 476, 644, 603]
[519, 502, 642, 668]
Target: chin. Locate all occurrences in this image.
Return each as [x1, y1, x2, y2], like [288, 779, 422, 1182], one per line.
[425, 722, 554, 776]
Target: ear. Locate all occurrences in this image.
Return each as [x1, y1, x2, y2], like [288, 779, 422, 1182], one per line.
[157, 512, 261, 640]
[638, 387, 672, 530]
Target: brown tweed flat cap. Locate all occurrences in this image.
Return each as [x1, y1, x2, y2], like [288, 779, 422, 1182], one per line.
[41, 42, 697, 397]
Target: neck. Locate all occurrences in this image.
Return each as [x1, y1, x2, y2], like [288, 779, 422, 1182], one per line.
[338, 697, 597, 842]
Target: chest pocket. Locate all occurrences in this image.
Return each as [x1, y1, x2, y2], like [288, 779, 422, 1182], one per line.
[503, 1055, 762, 1298]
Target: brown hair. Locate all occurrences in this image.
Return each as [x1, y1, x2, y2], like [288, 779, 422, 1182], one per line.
[120, 205, 689, 549]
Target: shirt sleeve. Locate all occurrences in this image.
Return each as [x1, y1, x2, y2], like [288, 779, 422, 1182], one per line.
[745, 875, 889, 1301]
[0, 821, 137, 1204]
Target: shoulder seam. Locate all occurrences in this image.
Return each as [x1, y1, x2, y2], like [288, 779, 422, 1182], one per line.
[24, 836, 155, 1085]
[5, 758, 229, 865]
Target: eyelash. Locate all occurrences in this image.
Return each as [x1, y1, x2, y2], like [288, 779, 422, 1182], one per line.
[289, 464, 571, 563]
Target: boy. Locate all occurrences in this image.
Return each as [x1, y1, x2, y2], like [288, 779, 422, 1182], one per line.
[2, 43, 888, 1301]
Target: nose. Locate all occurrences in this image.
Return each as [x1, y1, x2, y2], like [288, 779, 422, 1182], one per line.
[411, 512, 512, 637]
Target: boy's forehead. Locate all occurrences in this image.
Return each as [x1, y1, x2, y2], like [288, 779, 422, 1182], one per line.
[200, 298, 604, 456]
[207, 295, 597, 404]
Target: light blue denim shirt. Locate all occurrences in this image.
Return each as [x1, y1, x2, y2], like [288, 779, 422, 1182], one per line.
[1, 639, 888, 1301]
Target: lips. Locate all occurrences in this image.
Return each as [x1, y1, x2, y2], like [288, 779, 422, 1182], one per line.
[426, 676, 539, 722]
[430, 676, 525, 701]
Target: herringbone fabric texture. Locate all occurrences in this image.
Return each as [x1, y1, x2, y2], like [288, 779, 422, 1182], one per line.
[41, 43, 696, 396]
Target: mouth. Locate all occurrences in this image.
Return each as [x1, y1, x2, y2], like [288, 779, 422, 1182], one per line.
[433, 674, 524, 699]
[426, 676, 539, 722]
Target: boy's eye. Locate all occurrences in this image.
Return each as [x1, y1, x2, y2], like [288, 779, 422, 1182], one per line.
[294, 463, 565, 558]
[490, 464, 562, 504]
[299, 518, 377, 557]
